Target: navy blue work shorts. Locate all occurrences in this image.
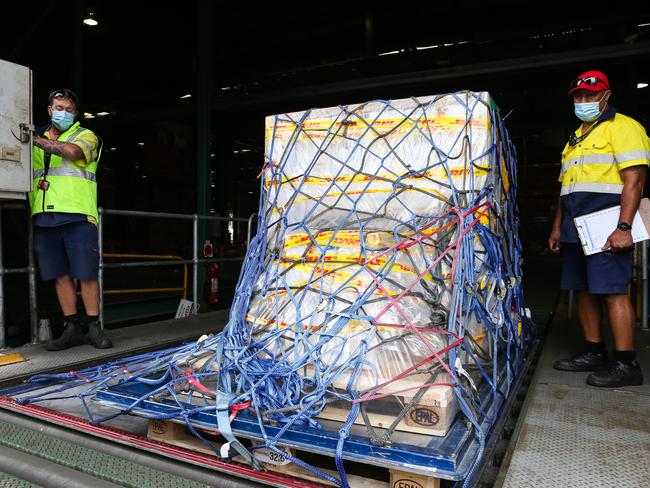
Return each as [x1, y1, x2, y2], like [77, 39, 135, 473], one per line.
[33, 222, 99, 281]
[560, 243, 633, 295]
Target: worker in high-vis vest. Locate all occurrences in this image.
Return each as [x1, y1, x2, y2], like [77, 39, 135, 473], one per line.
[548, 70, 650, 387]
[29, 89, 112, 351]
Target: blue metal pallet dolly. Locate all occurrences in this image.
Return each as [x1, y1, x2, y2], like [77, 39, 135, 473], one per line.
[0, 335, 537, 487]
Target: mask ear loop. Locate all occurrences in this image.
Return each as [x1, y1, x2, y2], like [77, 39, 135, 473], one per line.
[597, 90, 610, 104]
[592, 90, 610, 125]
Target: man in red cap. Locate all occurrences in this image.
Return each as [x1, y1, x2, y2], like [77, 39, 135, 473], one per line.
[548, 69, 650, 387]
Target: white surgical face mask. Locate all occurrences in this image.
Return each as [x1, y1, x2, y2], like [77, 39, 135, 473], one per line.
[51, 110, 75, 131]
[574, 92, 607, 122]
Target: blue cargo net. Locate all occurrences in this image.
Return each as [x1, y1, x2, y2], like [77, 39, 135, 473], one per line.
[19, 91, 534, 487]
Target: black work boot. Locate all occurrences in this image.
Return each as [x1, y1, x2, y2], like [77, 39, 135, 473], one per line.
[45, 320, 85, 351]
[586, 361, 643, 387]
[85, 320, 113, 349]
[553, 351, 610, 372]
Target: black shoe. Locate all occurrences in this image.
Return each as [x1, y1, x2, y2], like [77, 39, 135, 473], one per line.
[586, 361, 643, 388]
[45, 321, 85, 351]
[85, 321, 113, 349]
[553, 351, 610, 372]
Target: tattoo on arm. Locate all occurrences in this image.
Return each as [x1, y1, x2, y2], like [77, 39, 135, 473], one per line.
[34, 138, 84, 160]
[34, 138, 66, 157]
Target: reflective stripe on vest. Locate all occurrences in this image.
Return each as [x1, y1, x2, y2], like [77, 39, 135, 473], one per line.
[560, 153, 616, 179]
[33, 162, 97, 181]
[615, 149, 650, 163]
[65, 126, 85, 142]
[560, 182, 624, 196]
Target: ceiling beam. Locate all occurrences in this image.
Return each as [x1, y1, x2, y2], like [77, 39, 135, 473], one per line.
[211, 40, 650, 111]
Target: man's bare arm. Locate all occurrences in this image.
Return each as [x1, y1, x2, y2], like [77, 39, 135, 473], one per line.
[34, 137, 85, 162]
[603, 165, 647, 251]
[619, 165, 647, 224]
[548, 196, 562, 252]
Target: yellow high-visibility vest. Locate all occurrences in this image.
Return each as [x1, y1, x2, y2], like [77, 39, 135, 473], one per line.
[29, 122, 100, 222]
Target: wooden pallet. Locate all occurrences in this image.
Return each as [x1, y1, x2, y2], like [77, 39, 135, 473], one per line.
[147, 419, 441, 488]
[315, 371, 458, 437]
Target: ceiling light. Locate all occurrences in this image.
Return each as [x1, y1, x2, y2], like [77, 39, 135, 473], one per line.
[96, 111, 110, 116]
[240, 149, 252, 153]
[84, 112, 95, 119]
[638, 82, 649, 89]
[638, 22, 650, 27]
[416, 45, 439, 50]
[83, 11, 98, 26]
[379, 50, 401, 56]
[137, 142, 144, 147]
[180, 94, 192, 99]
[233, 150, 240, 154]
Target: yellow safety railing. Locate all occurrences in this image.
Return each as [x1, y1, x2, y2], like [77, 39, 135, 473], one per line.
[102, 253, 188, 299]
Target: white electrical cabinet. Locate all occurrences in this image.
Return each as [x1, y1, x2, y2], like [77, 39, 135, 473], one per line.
[0, 59, 32, 200]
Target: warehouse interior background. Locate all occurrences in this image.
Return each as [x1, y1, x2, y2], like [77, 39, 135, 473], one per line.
[2, 0, 650, 343]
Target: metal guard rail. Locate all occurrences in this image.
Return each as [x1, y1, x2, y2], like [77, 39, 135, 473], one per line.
[0, 205, 257, 347]
[102, 253, 188, 297]
[97, 208, 255, 329]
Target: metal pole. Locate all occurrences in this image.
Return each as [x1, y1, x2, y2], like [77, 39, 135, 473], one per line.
[102, 257, 240, 269]
[101, 208, 247, 222]
[0, 207, 4, 349]
[196, 0, 213, 314]
[247, 213, 257, 247]
[98, 208, 104, 329]
[193, 214, 199, 314]
[642, 240, 648, 330]
[73, 0, 84, 102]
[364, 9, 373, 55]
[27, 216, 38, 344]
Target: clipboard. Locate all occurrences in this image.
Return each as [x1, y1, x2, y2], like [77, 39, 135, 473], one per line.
[573, 198, 650, 255]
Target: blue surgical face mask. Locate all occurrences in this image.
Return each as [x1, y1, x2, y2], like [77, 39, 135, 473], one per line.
[51, 110, 75, 131]
[574, 93, 607, 122]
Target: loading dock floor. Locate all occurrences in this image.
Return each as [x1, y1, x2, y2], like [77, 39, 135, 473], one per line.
[499, 257, 650, 488]
[1, 256, 648, 487]
[0, 309, 230, 387]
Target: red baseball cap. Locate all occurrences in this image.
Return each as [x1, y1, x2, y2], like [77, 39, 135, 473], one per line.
[568, 70, 610, 95]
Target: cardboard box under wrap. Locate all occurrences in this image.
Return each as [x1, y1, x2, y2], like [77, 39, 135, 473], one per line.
[247, 92, 503, 435]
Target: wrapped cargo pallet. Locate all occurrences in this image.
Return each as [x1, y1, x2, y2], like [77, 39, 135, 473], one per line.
[245, 92, 498, 437]
[216, 90, 534, 477]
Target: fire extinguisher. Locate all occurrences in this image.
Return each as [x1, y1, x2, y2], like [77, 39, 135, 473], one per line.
[208, 263, 219, 306]
[203, 240, 219, 306]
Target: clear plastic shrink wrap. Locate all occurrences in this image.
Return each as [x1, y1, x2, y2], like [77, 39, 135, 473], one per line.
[247, 92, 496, 395]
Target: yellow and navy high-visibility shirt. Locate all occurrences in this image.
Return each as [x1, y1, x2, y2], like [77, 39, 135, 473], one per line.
[558, 106, 650, 243]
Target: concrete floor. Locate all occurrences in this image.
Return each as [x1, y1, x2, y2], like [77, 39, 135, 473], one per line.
[499, 255, 650, 488]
